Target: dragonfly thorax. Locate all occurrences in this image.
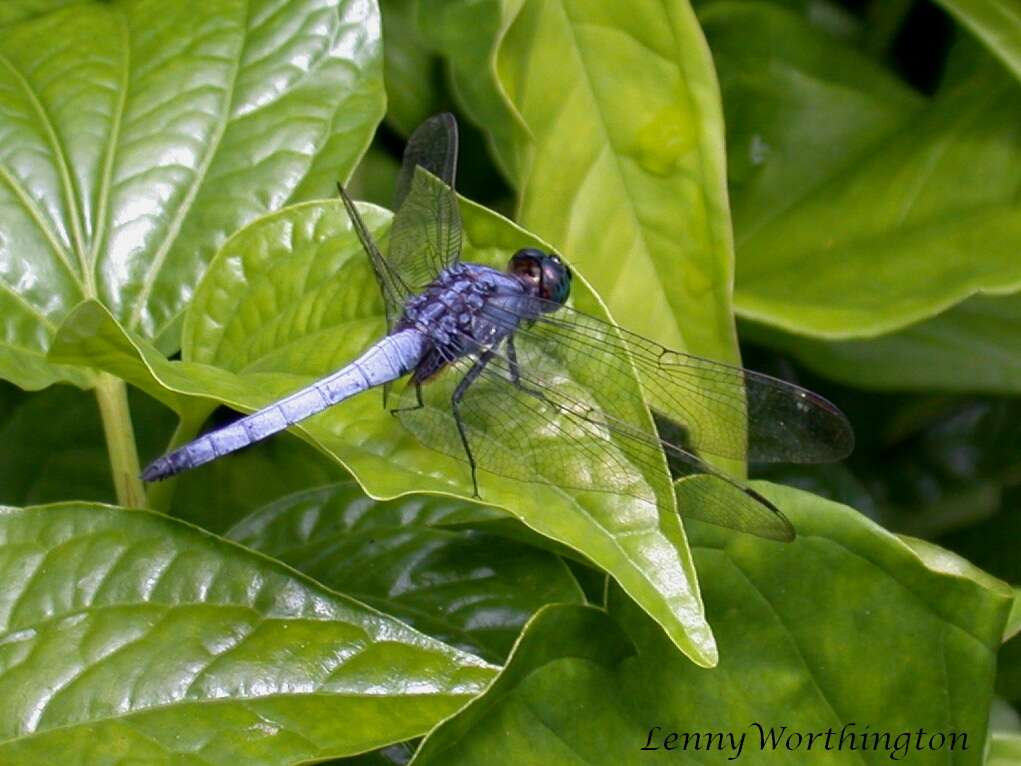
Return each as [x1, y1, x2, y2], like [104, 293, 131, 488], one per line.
[396, 264, 523, 355]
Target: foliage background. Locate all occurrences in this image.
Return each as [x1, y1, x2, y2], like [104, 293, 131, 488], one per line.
[0, 0, 1018, 763]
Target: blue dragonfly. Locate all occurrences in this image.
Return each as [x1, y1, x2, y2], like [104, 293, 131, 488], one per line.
[143, 114, 853, 541]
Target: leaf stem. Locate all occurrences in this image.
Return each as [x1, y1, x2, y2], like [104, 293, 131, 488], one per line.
[94, 372, 146, 508]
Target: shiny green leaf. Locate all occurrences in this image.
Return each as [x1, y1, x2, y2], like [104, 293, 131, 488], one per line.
[0, 0, 383, 390]
[413, 483, 1012, 765]
[0, 502, 495, 763]
[50, 199, 714, 666]
[742, 293, 1021, 393]
[496, 0, 740, 365]
[934, 0, 1021, 83]
[226, 481, 584, 662]
[702, 2, 1021, 338]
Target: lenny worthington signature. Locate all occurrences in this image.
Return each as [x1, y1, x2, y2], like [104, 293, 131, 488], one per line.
[641, 723, 968, 761]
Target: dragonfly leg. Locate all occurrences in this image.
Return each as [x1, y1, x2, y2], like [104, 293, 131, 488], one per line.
[452, 350, 494, 499]
[391, 381, 424, 414]
[506, 335, 549, 403]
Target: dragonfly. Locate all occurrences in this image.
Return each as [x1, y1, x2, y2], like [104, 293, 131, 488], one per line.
[143, 113, 853, 541]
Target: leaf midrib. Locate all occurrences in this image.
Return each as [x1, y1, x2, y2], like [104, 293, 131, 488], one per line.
[85, 7, 130, 288]
[0, 52, 88, 293]
[126, 2, 249, 333]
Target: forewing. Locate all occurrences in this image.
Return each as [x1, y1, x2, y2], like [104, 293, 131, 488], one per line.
[337, 183, 409, 331]
[394, 350, 666, 504]
[393, 333, 795, 541]
[388, 114, 463, 292]
[501, 301, 854, 464]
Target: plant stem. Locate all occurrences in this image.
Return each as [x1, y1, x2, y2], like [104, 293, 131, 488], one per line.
[95, 372, 147, 508]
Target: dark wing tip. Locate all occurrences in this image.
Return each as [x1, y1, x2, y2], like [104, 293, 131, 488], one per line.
[804, 389, 856, 461]
[742, 485, 796, 542]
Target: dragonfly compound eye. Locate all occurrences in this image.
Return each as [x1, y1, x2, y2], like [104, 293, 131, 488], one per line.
[510, 248, 547, 288]
[541, 255, 572, 305]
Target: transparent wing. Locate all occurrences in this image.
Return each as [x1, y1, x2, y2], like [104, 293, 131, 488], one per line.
[491, 299, 855, 465]
[394, 330, 800, 541]
[394, 112, 459, 209]
[387, 113, 463, 297]
[337, 183, 411, 330]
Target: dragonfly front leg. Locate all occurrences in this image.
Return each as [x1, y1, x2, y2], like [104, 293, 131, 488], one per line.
[452, 349, 495, 499]
[506, 335, 549, 403]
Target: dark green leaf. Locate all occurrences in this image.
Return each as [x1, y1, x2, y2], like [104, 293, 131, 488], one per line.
[412, 483, 1012, 765]
[702, 2, 1021, 338]
[168, 430, 345, 534]
[348, 144, 404, 209]
[0, 381, 173, 506]
[741, 293, 1021, 393]
[0, 502, 495, 763]
[226, 481, 584, 662]
[381, 0, 444, 136]
[701, 0, 922, 240]
[418, 0, 521, 182]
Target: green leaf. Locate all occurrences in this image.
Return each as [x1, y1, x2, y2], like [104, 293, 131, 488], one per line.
[1000, 630, 1021, 704]
[1004, 588, 1021, 642]
[0, 1, 88, 27]
[700, 0, 923, 243]
[225, 481, 584, 662]
[418, 0, 523, 182]
[0, 502, 495, 763]
[742, 293, 1021, 393]
[701, 2, 1021, 338]
[380, 0, 443, 136]
[0, 381, 174, 506]
[757, 395, 1021, 539]
[411, 604, 638, 765]
[933, 0, 1021, 84]
[0, 383, 114, 504]
[348, 143, 403, 209]
[412, 483, 1012, 765]
[495, 0, 741, 365]
[0, 0, 384, 390]
[51, 199, 715, 667]
[989, 732, 1021, 766]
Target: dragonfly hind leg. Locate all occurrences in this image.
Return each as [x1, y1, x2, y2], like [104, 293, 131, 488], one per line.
[391, 381, 425, 414]
[452, 349, 495, 499]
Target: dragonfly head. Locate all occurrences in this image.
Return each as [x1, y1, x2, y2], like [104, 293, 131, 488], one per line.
[509, 248, 572, 307]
